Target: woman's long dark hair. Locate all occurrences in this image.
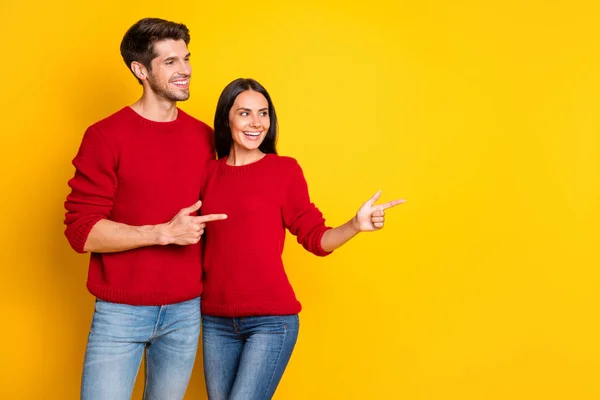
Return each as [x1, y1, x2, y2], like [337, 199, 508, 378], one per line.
[214, 78, 278, 159]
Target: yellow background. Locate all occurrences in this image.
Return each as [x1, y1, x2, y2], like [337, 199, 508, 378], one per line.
[1, 0, 598, 399]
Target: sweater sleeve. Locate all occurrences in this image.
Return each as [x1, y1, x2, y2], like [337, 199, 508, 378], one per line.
[281, 159, 332, 257]
[199, 159, 219, 199]
[64, 126, 118, 253]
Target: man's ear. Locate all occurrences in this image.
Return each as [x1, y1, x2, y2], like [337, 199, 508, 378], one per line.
[131, 61, 147, 81]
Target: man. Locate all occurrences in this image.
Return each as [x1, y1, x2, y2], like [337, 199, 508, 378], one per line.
[64, 18, 225, 399]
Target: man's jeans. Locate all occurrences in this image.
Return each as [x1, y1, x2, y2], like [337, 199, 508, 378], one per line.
[202, 314, 299, 400]
[81, 297, 201, 400]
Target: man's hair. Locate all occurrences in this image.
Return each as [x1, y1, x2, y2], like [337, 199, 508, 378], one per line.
[120, 18, 190, 84]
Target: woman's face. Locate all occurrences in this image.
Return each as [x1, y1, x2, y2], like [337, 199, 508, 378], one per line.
[228, 90, 270, 155]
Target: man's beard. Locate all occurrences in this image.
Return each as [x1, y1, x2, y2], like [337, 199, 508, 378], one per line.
[148, 74, 190, 102]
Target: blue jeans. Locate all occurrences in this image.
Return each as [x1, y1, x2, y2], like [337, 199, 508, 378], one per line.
[202, 314, 299, 400]
[81, 297, 201, 400]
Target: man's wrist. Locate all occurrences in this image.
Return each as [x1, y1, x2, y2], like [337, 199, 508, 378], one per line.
[140, 223, 171, 246]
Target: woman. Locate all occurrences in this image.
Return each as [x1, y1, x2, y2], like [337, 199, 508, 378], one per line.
[200, 78, 404, 400]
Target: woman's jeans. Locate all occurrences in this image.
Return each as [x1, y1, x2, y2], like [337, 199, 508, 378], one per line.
[202, 314, 299, 400]
[81, 297, 201, 400]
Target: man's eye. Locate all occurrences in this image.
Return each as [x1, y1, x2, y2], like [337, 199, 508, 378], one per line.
[240, 112, 248, 116]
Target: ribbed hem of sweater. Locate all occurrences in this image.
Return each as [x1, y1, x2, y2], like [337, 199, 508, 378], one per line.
[201, 301, 302, 317]
[88, 283, 203, 306]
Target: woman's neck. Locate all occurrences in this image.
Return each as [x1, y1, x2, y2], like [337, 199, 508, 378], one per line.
[226, 148, 266, 166]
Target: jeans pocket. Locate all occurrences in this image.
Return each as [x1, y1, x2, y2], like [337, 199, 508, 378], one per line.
[283, 314, 299, 333]
[279, 314, 300, 332]
[90, 300, 154, 338]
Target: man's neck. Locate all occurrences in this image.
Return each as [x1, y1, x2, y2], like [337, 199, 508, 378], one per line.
[130, 92, 178, 122]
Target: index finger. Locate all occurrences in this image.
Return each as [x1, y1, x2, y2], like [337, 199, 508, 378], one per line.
[378, 199, 406, 210]
[194, 213, 228, 223]
[180, 200, 202, 215]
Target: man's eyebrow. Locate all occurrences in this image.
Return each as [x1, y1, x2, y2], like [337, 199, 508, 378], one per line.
[163, 53, 191, 62]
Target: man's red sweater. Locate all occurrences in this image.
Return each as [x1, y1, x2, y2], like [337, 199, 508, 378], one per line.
[64, 107, 214, 305]
[200, 154, 332, 317]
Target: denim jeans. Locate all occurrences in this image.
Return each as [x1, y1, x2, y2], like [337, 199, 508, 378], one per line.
[202, 314, 299, 400]
[81, 297, 201, 400]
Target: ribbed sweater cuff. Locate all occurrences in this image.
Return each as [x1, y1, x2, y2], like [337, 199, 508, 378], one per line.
[71, 217, 104, 253]
[312, 225, 334, 257]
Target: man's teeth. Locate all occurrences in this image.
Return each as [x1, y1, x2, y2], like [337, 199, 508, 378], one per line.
[244, 132, 260, 136]
[172, 80, 188, 86]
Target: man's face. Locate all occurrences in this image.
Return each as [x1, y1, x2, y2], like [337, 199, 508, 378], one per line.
[146, 39, 191, 101]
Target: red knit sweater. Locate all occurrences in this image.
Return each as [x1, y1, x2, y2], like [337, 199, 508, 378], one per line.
[64, 107, 214, 305]
[200, 154, 332, 317]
